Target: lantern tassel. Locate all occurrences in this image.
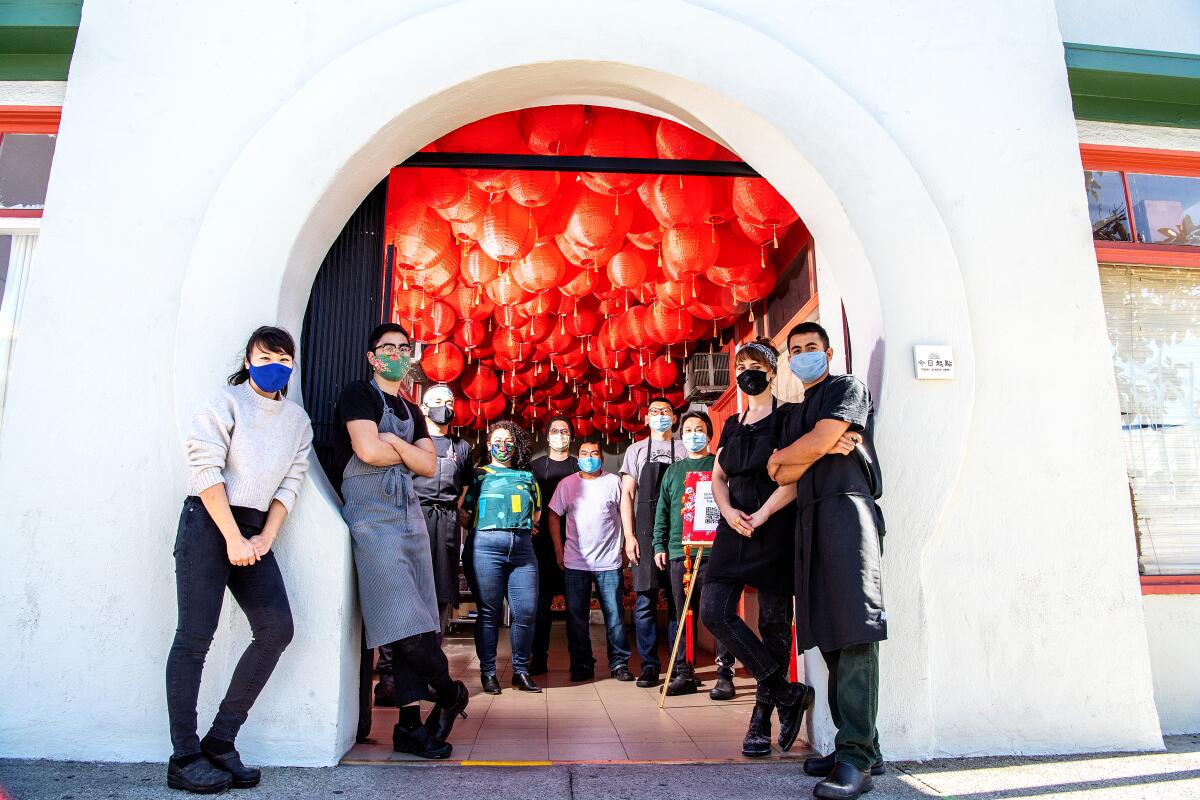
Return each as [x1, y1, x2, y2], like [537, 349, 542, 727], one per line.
[772, 224, 779, 248]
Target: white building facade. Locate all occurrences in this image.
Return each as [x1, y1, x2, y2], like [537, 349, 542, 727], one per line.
[0, 0, 1198, 767]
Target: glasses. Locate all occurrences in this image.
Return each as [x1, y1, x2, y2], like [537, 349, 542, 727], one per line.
[648, 407, 673, 416]
[374, 343, 413, 357]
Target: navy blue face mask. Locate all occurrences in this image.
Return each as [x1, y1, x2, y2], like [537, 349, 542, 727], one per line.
[248, 362, 292, 394]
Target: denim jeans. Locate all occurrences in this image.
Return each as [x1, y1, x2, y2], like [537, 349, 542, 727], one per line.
[699, 578, 793, 689]
[669, 557, 734, 678]
[632, 587, 677, 672]
[563, 568, 632, 673]
[166, 497, 294, 758]
[465, 529, 538, 675]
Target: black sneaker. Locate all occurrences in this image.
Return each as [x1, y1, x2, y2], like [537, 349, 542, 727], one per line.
[665, 673, 698, 696]
[166, 756, 233, 794]
[635, 666, 660, 688]
[610, 666, 635, 682]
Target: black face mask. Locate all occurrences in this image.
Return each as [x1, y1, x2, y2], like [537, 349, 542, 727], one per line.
[736, 369, 771, 397]
[427, 405, 453, 426]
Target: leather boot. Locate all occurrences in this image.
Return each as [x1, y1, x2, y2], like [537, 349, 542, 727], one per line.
[813, 761, 873, 799]
[200, 739, 260, 789]
[665, 664, 698, 696]
[424, 680, 470, 742]
[393, 723, 452, 759]
[805, 751, 885, 777]
[762, 679, 814, 752]
[373, 673, 397, 707]
[166, 757, 232, 794]
[741, 701, 774, 758]
[511, 673, 542, 692]
[709, 675, 736, 701]
[481, 674, 502, 694]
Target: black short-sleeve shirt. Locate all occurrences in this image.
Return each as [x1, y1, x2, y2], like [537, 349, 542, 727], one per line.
[784, 374, 880, 502]
[332, 380, 430, 491]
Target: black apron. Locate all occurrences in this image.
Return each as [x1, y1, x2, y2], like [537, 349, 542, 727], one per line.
[794, 377, 887, 653]
[632, 441, 678, 593]
[707, 398, 795, 596]
[413, 435, 469, 606]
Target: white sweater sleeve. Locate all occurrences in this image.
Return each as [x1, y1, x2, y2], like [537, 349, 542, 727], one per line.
[272, 420, 313, 512]
[186, 394, 234, 495]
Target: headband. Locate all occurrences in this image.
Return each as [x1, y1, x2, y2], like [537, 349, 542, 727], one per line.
[737, 341, 778, 372]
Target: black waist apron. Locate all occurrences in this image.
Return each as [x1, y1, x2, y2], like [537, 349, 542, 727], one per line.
[632, 451, 673, 593]
[794, 381, 887, 653]
[707, 399, 795, 596]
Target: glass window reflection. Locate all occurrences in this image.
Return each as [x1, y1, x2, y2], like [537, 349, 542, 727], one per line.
[1128, 173, 1200, 247]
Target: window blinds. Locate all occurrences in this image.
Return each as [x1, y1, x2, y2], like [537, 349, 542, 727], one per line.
[1099, 264, 1200, 575]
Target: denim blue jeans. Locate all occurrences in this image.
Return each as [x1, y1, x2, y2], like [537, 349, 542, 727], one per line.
[465, 529, 538, 676]
[563, 568, 632, 673]
[632, 587, 677, 672]
[166, 498, 294, 758]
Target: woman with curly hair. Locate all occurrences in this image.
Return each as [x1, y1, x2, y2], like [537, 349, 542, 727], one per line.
[459, 421, 543, 694]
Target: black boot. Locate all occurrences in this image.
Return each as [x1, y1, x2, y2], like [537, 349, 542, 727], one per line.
[665, 665, 698, 696]
[200, 737, 260, 789]
[741, 701, 774, 758]
[424, 680, 470, 742]
[393, 723, 452, 759]
[635, 666, 660, 688]
[373, 673, 397, 707]
[166, 756, 232, 794]
[813, 761, 873, 799]
[762, 678, 814, 752]
[511, 673, 542, 692]
[805, 752, 886, 777]
[481, 673, 502, 694]
[709, 675, 736, 701]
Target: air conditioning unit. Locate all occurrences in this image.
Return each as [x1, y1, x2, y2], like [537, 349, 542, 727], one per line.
[685, 351, 730, 400]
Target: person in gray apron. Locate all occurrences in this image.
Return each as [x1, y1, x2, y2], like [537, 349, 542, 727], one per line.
[618, 398, 684, 688]
[769, 321, 887, 800]
[374, 384, 471, 706]
[337, 323, 468, 760]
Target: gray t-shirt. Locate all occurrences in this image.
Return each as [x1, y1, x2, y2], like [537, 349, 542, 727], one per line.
[618, 437, 686, 490]
[549, 472, 624, 572]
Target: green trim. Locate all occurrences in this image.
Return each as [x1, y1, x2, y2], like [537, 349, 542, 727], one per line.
[0, 1, 81, 80]
[1066, 43, 1200, 128]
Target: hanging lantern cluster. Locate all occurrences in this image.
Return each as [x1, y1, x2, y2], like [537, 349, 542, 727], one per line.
[385, 105, 801, 439]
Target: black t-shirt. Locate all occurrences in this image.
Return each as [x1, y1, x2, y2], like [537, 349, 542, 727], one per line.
[332, 380, 431, 491]
[783, 374, 881, 504]
[530, 454, 578, 552]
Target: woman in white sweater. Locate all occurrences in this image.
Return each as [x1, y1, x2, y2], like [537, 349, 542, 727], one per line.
[165, 326, 312, 794]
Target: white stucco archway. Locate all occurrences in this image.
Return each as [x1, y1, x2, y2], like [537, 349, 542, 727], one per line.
[173, 0, 973, 763]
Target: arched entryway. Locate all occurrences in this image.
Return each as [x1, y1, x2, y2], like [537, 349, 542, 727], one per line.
[171, 0, 972, 765]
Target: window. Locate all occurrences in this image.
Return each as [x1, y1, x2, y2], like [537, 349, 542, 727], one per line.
[1084, 170, 1131, 241]
[0, 134, 56, 212]
[1099, 264, 1200, 575]
[1127, 173, 1200, 246]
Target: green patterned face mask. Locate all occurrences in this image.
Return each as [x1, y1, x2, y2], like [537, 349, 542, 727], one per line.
[375, 353, 412, 381]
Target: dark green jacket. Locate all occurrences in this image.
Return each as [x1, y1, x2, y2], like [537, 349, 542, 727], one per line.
[652, 454, 715, 560]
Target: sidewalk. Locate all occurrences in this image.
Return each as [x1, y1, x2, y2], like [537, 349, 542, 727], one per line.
[2, 734, 1198, 799]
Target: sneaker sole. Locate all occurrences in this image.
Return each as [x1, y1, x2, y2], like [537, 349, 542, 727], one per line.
[741, 747, 772, 758]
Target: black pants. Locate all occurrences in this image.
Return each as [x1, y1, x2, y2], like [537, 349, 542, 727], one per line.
[390, 631, 459, 708]
[531, 542, 563, 668]
[824, 642, 881, 771]
[699, 578, 793, 695]
[166, 498, 294, 758]
[669, 558, 734, 677]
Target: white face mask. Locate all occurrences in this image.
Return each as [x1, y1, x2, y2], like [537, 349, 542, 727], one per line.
[549, 433, 571, 452]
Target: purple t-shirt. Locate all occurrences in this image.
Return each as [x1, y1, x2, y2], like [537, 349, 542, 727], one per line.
[549, 472, 624, 572]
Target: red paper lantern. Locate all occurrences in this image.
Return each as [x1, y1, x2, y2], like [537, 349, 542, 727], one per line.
[655, 279, 690, 311]
[437, 112, 526, 195]
[507, 170, 561, 208]
[421, 342, 465, 382]
[534, 180, 581, 242]
[610, 399, 639, 421]
[580, 109, 654, 199]
[646, 175, 713, 228]
[449, 216, 482, 254]
[411, 300, 457, 342]
[707, 177, 736, 226]
[654, 119, 717, 160]
[393, 202, 451, 269]
[452, 396, 475, 428]
[732, 177, 799, 228]
[436, 184, 488, 224]
[453, 318, 488, 355]
[619, 361, 645, 386]
[565, 189, 634, 253]
[522, 289, 567, 317]
[519, 105, 587, 156]
[607, 245, 653, 290]
[541, 326, 576, 355]
[647, 303, 694, 345]
[518, 362, 552, 389]
[447, 282, 495, 322]
[593, 415, 620, 434]
[706, 224, 761, 286]
[461, 363, 499, 400]
[592, 375, 627, 402]
[563, 300, 601, 337]
[485, 271, 532, 306]
[393, 287, 430, 322]
[627, 197, 664, 251]
[662, 224, 720, 276]
[415, 168, 469, 210]
[511, 242, 565, 293]
[548, 394, 575, 412]
[731, 263, 777, 303]
[646, 355, 679, 389]
[470, 393, 507, 420]
[406, 250, 458, 295]
[494, 327, 536, 361]
[493, 303, 530, 329]
[500, 371, 530, 397]
[574, 417, 596, 437]
[521, 314, 554, 344]
[460, 246, 500, 287]
[559, 261, 598, 298]
[480, 198, 538, 263]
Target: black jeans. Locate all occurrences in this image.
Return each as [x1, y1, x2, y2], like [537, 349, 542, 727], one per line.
[669, 558, 734, 678]
[824, 642, 882, 770]
[699, 578, 793, 692]
[391, 631, 459, 708]
[166, 497, 294, 758]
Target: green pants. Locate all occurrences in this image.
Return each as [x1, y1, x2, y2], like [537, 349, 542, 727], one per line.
[822, 642, 881, 771]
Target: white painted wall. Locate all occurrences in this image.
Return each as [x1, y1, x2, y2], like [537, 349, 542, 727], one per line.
[1055, 0, 1200, 53]
[1143, 595, 1200, 734]
[0, 81, 67, 105]
[0, 0, 1164, 766]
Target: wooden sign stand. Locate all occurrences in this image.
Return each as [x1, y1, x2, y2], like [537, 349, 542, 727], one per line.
[659, 543, 709, 708]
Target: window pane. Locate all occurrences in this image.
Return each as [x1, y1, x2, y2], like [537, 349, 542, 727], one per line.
[1099, 265, 1200, 575]
[1084, 170, 1131, 242]
[0, 134, 56, 210]
[0, 235, 10, 300]
[1128, 173, 1200, 246]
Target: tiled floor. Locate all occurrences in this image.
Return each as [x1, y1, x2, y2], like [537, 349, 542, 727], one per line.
[344, 624, 813, 765]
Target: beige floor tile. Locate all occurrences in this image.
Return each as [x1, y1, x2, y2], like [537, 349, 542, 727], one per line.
[621, 740, 706, 761]
[548, 742, 628, 761]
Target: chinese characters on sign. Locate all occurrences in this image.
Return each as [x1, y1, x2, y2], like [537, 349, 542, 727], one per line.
[913, 345, 955, 380]
[681, 471, 718, 545]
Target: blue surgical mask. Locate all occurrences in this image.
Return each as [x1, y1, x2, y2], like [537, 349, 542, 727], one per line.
[577, 456, 602, 473]
[648, 414, 673, 433]
[789, 351, 828, 384]
[682, 432, 708, 453]
[248, 362, 292, 394]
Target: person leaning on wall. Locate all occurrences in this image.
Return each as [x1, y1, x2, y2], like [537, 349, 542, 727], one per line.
[166, 326, 312, 794]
